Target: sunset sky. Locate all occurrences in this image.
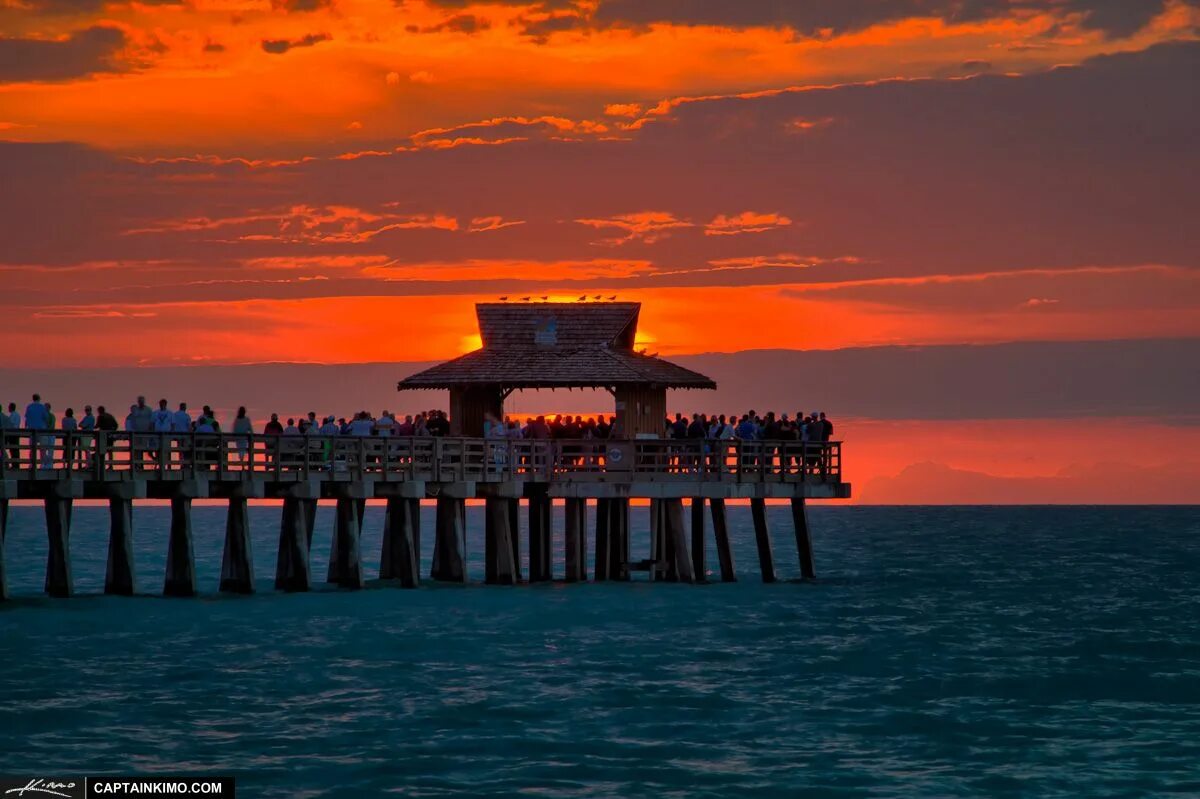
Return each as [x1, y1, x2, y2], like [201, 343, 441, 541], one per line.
[2, 0, 1198, 501]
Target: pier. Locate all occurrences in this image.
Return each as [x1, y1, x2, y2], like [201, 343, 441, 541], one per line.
[0, 300, 850, 598]
[0, 431, 846, 597]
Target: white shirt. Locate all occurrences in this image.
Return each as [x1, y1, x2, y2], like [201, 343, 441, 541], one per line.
[319, 422, 339, 436]
[172, 410, 191, 432]
[349, 419, 374, 436]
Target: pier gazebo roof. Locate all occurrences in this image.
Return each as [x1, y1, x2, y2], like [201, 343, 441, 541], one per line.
[397, 302, 716, 391]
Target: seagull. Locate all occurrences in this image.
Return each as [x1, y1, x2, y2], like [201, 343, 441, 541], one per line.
[593, 294, 601, 300]
[540, 295, 549, 300]
[578, 294, 587, 301]
[521, 296, 531, 301]
[499, 296, 508, 301]
[607, 295, 617, 300]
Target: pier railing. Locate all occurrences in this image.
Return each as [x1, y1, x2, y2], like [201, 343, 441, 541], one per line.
[0, 431, 842, 484]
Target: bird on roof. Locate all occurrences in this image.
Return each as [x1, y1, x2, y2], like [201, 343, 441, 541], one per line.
[592, 294, 601, 300]
[499, 296, 508, 301]
[607, 295, 617, 300]
[540, 295, 549, 300]
[578, 294, 587, 301]
[521, 296, 531, 301]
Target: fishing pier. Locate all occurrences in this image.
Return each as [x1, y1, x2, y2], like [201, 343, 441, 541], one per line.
[0, 302, 850, 599]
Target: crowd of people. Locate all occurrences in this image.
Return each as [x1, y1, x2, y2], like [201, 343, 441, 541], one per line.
[3, 395, 833, 442]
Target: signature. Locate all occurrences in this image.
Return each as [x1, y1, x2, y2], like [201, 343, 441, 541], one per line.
[4, 780, 77, 798]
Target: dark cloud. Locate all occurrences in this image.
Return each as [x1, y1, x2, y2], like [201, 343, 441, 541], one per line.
[271, 0, 334, 12]
[414, 13, 491, 33]
[0, 25, 126, 82]
[260, 32, 330, 53]
[545, 0, 1190, 40]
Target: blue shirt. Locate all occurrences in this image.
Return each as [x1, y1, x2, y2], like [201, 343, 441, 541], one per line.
[735, 420, 758, 440]
[24, 402, 49, 429]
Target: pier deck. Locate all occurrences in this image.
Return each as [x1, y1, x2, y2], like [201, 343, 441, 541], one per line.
[0, 431, 848, 598]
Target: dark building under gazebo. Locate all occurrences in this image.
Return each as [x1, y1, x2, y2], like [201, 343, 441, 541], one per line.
[397, 301, 715, 436]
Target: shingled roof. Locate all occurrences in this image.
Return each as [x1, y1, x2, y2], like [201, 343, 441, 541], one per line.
[398, 302, 716, 390]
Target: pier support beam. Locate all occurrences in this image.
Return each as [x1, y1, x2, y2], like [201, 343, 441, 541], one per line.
[610, 498, 630, 581]
[105, 498, 136, 595]
[484, 497, 518, 585]
[431, 496, 466, 583]
[327, 497, 364, 589]
[219, 497, 255, 593]
[509, 498, 522, 582]
[303, 499, 317, 552]
[594, 498, 610, 581]
[0, 499, 8, 601]
[749, 498, 777, 583]
[164, 497, 196, 597]
[380, 497, 420, 587]
[528, 494, 552, 583]
[275, 498, 311, 592]
[564, 498, 587, 582]
[790, 497, 816, 580]
[710, 498, 736, 582]
[664, 498, 694, 584]
[648, 499, 665, 580]
[691, 498, 707, 583]
[44, 497, 73, 597]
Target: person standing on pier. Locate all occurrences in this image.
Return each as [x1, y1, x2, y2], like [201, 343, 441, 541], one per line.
[232, 407, 253, 462]
[172, 402, 191, 434]
[6, 402, 19, 466]
[79, 405, 96, 469]
[24, 395, 49, 470]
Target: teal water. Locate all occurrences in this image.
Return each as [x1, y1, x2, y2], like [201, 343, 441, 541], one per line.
[1, 505, 1198, 797]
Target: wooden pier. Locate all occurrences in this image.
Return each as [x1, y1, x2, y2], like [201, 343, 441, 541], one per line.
[0, 431, 848, 598]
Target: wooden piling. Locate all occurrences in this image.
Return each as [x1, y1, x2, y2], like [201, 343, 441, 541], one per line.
[275, 497, 311, 592]
[528, 493, 552, 582]
[105, 497, 136, 595]
[164, 496, 197, 597]
[565, 497, 587, 582]
[431, 496, 466, 582]
[664, 498, 695, 583]
[749, 497, 777, 583]
[328, 497, 364, 589]
[302, 499, 317, 552]
[609, 498, 630, 581]
[484, 497, 517, 585]
[648, 498, 664, 581]
[380, 497, 420, 588]
[508, 498, 522, 582]
[0, 499, 8, 601]
[790, 497, 816, 579]
[709, 498, 736, 582]
[219, 497, 255, 593]
[691, 497, 707, 582]
[44, 497, 73, 597]
[593, 497, 610, 581]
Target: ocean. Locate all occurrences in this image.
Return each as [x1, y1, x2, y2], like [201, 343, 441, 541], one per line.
[1, 504, 1198, 797]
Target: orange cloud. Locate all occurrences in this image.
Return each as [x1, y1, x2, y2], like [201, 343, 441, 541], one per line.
[574, 211, 693, 245]
[705, 211, 793, 236]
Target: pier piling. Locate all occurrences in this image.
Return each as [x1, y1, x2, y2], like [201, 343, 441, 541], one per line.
[664, 498, 694, 583]
[44, 497, 73, 597]
[709, 498, 736, 582]
[0, 499, 8, 600]
[164, 496, 197, 597]
[106, 498, 136, 595]
[594, 498, 611, 581]
[691, 498, 707, 582]
[528, 493, 552, 582]
[328, 497, 364, 589]
[432, 496, 466, 582]
[484, 497, 517, 585]
[219, 497, 255, 593]
[276, 498, 311, 592]
[380, 497, 420, 587]
[749, 498, 777, 583]
[790, 498, 816, 579]
[564, 497, 587, 582]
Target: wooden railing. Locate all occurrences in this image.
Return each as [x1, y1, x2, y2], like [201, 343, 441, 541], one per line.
[0, 431, 842, 484]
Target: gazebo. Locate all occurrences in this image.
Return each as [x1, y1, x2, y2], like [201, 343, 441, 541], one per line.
[397, 301, 716, 436]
